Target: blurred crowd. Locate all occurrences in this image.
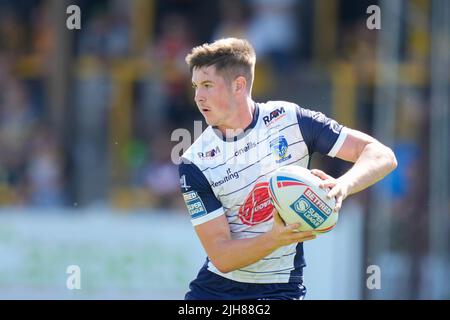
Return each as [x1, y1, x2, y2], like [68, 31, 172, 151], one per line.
[0, 0, 427, 215]
[0, 1, 63, 207]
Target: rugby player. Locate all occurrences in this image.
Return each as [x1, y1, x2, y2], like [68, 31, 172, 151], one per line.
[179, 38, 397, 300]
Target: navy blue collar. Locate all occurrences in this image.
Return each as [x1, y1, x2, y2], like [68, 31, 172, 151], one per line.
[213, 103, 259, 142]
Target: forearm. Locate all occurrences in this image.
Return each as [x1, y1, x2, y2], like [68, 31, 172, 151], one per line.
[338, 142, 397, 196]
[208, 232, 280, 273]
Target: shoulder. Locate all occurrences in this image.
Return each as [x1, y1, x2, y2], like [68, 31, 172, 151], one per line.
[181, 125, 220, 164]
[258, 100, 300, 127]
[295, 106, 342, 133]
[259, 100, 299, 113]
[294, 106, 346, 156]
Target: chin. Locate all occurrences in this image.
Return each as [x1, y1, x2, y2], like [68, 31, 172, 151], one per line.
[203, 117, 216, 126]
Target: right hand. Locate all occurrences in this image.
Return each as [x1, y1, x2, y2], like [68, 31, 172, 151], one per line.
[270, 208, 317, 246]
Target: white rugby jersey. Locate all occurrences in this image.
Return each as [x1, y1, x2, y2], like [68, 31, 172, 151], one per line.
[179, 101, 347, 284]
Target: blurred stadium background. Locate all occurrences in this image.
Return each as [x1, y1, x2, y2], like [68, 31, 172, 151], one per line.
[0, 0, 448, 299]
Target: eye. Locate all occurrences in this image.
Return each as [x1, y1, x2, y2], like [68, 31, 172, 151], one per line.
[204, 83, 212, 89]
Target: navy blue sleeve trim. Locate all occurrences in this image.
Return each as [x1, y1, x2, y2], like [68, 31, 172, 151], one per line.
[179, 158, 222, 213]
[296, 106, 343, 155]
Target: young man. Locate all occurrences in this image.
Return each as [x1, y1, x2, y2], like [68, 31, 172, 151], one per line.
[178, 38, 397, 300]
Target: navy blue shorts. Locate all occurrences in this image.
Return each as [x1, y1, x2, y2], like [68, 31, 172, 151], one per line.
[185, 269, 307, 300]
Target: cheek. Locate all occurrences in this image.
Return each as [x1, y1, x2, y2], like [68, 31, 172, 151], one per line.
[216, 100, 230, 113]
[217, 90, 232, 109]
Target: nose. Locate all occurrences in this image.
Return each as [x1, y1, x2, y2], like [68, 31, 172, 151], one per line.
[195, 89, 205, 104]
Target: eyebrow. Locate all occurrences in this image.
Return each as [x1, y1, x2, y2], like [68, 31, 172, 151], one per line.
[192, 80, 213, 87]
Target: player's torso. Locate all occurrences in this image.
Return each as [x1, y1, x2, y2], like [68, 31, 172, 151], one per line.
[186, 102, 310, 283]
[200, 102, 310, 235]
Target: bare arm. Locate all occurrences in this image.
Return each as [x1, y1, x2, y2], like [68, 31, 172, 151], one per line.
[312, 128, 397, 211]
[194, 209, 315, 274]
[335, 129, 397, 194]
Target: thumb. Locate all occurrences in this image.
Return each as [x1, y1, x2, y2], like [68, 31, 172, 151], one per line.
[272, 208, 285, 226]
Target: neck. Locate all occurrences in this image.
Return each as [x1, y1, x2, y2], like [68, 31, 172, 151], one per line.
[217, 97, 255, 138]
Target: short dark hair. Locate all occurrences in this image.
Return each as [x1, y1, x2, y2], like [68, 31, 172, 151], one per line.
[185, 38, 256, 91]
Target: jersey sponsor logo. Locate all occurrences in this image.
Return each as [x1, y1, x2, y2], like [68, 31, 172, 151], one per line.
[234, 141, 257, 157]
[180, 175, 191, 191]
[183, 191, 207, 219]
[238, 182, 274, 226]
[198, 146, 221, 160]
[211, 168, 240, 188]
[269, 136, 292, 163]
[263, 107, 286, 126]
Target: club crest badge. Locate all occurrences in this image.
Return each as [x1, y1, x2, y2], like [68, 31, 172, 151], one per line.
[269, 136, 292, 163]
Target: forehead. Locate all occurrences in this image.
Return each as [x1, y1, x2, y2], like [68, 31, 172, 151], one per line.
[192, 65, 224, 83]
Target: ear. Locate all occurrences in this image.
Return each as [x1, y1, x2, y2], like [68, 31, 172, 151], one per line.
[233, 76, 247, 94]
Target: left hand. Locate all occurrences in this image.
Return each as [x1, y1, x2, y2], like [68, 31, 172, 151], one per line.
[310, 169, 349, 213]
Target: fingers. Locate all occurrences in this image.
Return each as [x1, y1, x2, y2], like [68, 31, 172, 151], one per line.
[327, 186, 340, 198]
[310, 169, 331, 180]
[326, 185, 344, 212]
[319, 180, 337, 190]
[278, 216, 311, 236]
[334, 194, 343, 212]
[287, 222, 302, 232]
[294, 231, 316, 242]
[290, 228, 315, 238]
[271, 207, 318, 243]
[302, 235, 317, 242]
[311, 169, 337, 190]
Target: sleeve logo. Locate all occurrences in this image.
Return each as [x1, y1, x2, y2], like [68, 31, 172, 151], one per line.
[182, 191, 207, 219]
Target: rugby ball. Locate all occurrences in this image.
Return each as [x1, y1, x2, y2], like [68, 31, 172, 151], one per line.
[268, 165, 338, 233]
